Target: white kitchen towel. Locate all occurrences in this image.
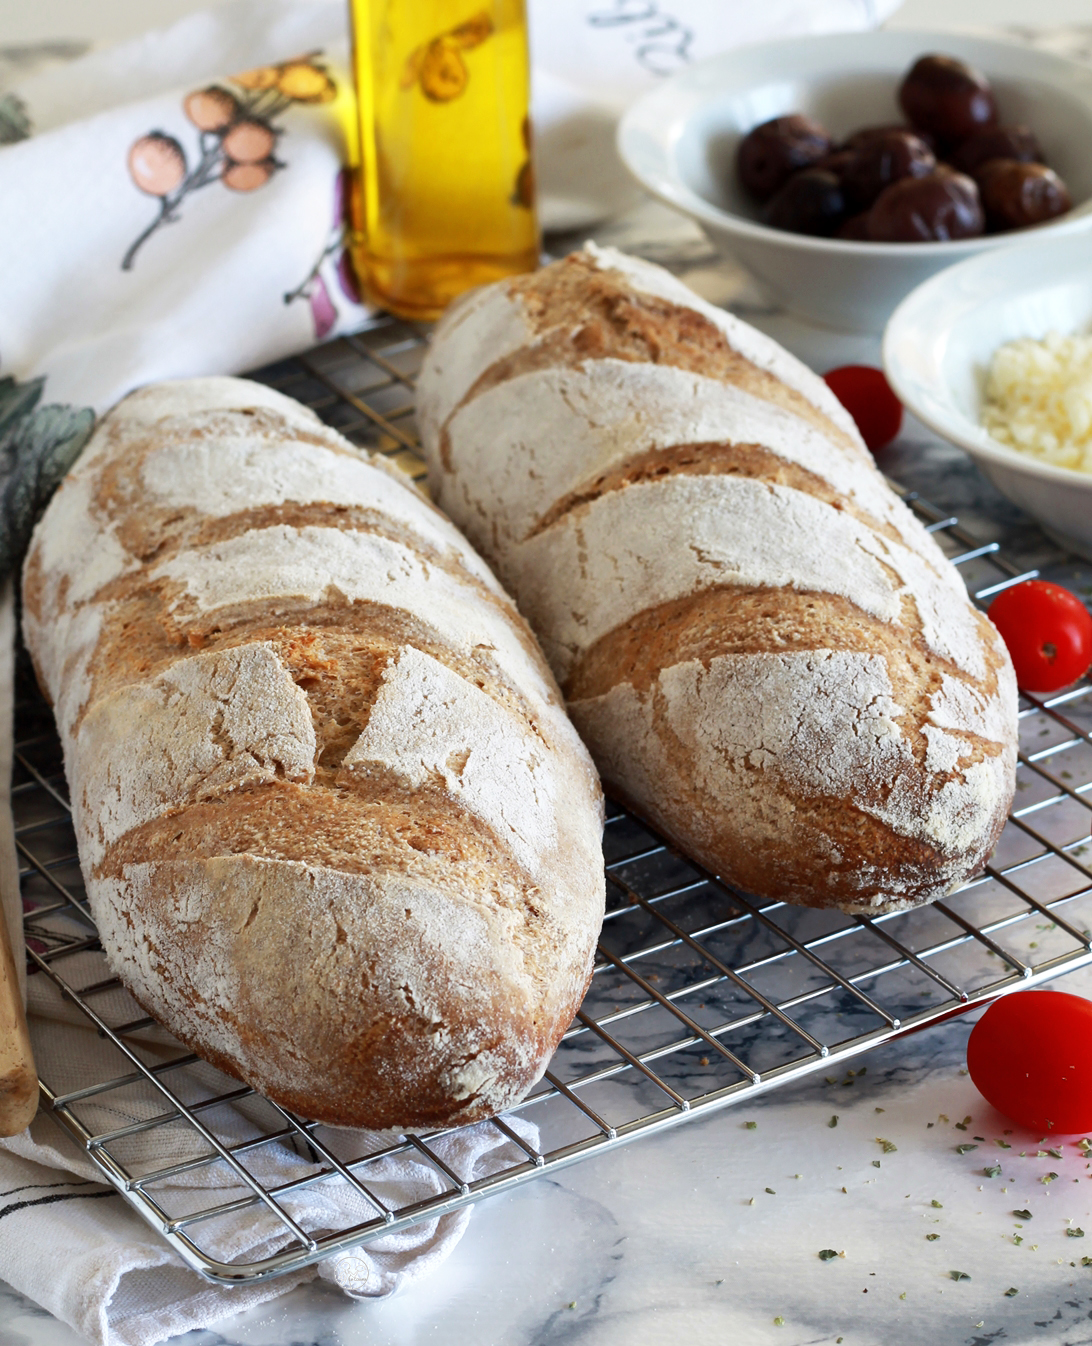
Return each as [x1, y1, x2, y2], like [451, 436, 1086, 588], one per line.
[0, 1117, 540, 1346]
[0, 0, 900, 415]
[0, 10, 364, 415]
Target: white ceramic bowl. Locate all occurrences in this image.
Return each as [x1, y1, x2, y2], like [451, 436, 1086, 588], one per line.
[616, 30, 1092, 332]
[883, 229, 1092, 560]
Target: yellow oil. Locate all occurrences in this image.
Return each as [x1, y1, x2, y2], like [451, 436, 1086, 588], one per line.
[348, 0, 539, 320]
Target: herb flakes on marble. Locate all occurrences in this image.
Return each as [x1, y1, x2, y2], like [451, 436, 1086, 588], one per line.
[818, 1249, 839, 1261]
[949, 1270, 971, 1281]
[1005, 1287, 1019, 1297]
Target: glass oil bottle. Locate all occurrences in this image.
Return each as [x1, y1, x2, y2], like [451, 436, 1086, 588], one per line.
[348, 0, 539, 320]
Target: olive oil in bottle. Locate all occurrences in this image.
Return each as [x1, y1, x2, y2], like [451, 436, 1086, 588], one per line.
[348, 0, 539, 320]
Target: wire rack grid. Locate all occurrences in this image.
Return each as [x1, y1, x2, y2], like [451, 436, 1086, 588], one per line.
[12, 315, 1092, 1286]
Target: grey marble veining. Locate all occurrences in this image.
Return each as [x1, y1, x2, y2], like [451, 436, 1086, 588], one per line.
[12, 977, 1092, 1346]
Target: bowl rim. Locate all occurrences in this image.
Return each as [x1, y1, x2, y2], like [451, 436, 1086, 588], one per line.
[616, 27, 1092, 257]
[882, 232, 1092, 492]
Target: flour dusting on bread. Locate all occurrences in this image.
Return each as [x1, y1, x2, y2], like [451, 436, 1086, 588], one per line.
[417, 246, 1018, 913]
[24, 376, 605, 1128]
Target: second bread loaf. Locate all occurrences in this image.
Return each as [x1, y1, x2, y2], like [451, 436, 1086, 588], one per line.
[417, 245, 1018, 914]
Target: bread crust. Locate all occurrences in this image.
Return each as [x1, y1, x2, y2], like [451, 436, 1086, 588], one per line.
[417, 247, 1018, 914]
[23, 377, 605, 1128]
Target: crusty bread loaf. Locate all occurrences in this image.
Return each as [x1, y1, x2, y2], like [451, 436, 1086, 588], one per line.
[417, 245, 1018, 914]
[22, 376, 604, 1129]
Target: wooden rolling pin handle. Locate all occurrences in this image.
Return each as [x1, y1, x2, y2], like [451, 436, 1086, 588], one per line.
[0, 904, 37, 1136]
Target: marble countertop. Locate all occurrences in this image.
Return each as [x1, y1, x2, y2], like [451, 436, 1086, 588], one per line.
[10, 976, 1092, 1346]
[6, 11, 1092, 1344]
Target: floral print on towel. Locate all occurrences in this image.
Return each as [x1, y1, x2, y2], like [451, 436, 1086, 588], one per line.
[284, 169, 362, 340]
[0, 94, 31, 145]
[122, 52, 336, 271]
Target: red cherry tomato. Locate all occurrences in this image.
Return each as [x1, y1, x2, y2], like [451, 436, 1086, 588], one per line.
[822, 364, 903, 452]
[968, 991, 1092, 1134]
[988, 579, 1092, 694]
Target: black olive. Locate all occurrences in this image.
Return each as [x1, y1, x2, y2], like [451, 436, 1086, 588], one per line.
[976, 159, 1072, 231]
[762, 169, 845, 236]
[899, 55, 998, 144]
[737, 114, 833, 202]
[866, 167, 984, 242]
[842, 130, 936, 212]
[949, 125, 1044, 176]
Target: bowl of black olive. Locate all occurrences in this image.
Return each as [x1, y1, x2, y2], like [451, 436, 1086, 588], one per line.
[617, 31, 1092, 331]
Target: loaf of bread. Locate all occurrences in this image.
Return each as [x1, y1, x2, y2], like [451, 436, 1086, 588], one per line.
[22, 377, 605, 1129]
[418, 245, 1018, 914]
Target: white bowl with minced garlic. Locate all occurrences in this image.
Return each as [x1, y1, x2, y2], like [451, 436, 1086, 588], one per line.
[884, 231, 1092, 560]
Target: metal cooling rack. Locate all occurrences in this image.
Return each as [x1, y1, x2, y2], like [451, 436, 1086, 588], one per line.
[13, 315, 1092, 1286]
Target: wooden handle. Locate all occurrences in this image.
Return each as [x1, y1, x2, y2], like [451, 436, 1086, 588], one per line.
[0, 903, 37, 1136]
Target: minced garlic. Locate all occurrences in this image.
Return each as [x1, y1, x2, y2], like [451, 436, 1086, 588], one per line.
[981, 330, 1092, 473]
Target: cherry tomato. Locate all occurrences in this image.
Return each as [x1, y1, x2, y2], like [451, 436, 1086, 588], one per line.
[968, 990, 1092, 1134]
[988, 580, 1092, 694]
[822, 365, 903, 452]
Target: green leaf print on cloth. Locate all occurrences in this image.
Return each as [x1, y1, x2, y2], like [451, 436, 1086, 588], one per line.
[0, 94, 31, 145]
[0, 376, 94, 581]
